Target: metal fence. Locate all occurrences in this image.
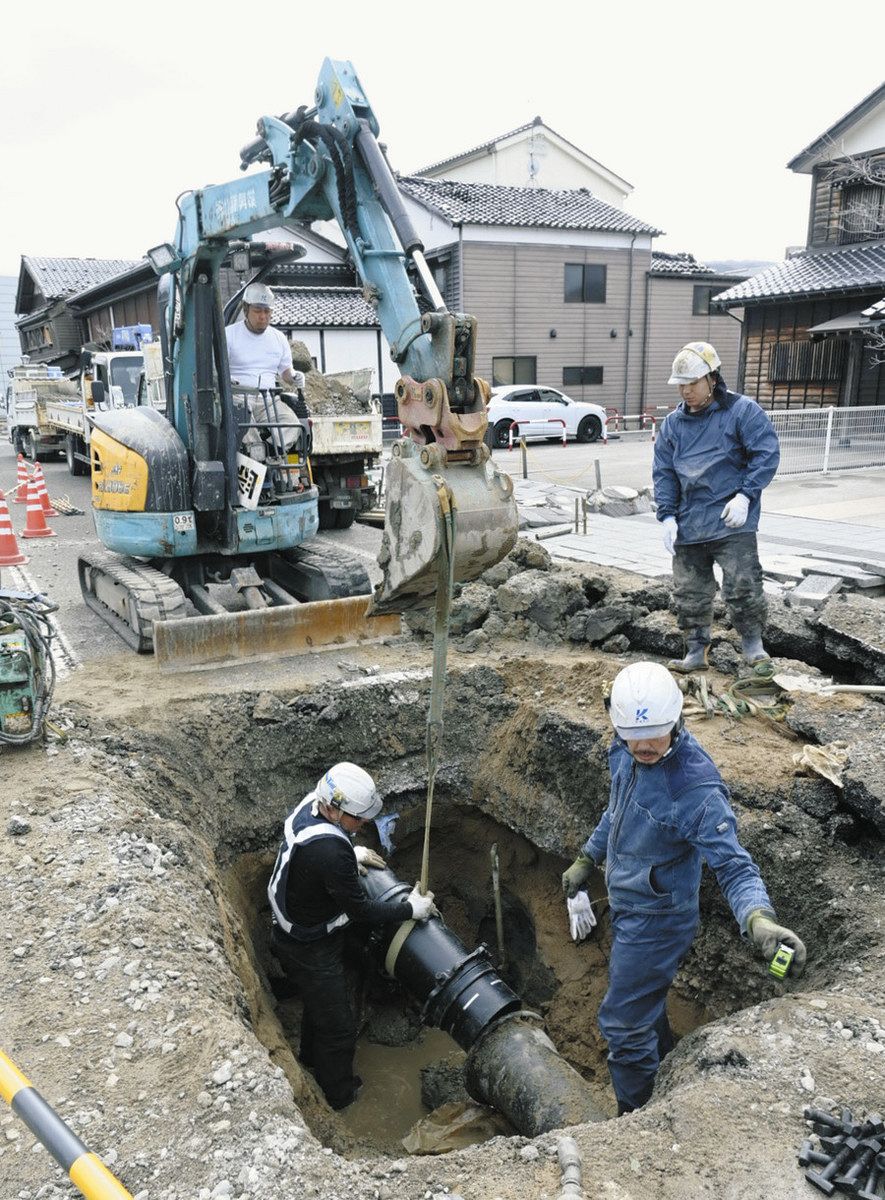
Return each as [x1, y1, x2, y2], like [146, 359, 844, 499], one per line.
[769, 405, 885, 476]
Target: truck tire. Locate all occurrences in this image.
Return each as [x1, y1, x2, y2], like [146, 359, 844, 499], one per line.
[12, 429, 25, 456]
[318, 501, 337, 531]
[25, 429, 41, 462]
[334, 506, 356, 529]
[66, 434, 88, 476]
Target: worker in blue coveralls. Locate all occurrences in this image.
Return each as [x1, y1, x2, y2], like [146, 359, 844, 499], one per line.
[562, 661, 806, 1115]
[653, 342, 781, 674]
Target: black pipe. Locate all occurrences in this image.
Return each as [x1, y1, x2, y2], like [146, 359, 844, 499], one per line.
[360, 867, 605, 1135]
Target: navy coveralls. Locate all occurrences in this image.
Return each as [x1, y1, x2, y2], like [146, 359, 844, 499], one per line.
[583, 730, 773, 1112]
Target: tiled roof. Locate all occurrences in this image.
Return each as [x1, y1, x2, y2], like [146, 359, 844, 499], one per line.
[23, 255, 142, 300]
[398, 177, 660, 235]
[650, 251, 708, 276]
[713, 243, 885, 307]
[415, 119, 543, 175]
[271, 287, 379, 328]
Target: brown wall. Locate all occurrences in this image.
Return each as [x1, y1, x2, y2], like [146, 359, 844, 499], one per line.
[462, 241, 651, 416]
[808, 152, 885, 248]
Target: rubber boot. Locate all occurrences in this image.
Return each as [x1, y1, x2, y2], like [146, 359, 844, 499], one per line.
[667, 627, 710, 674]
[741, 630, 773, 675]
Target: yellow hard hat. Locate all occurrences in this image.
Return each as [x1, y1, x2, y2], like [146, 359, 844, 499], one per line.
[668, 342, 721, 385]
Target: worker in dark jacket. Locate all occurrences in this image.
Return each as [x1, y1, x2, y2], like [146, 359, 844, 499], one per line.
[653, 342, 780, 673]
[562, 662, 805, 1115]
[268, 762, 434, 1110]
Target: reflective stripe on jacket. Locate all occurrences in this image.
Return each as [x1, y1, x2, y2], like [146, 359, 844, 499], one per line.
[267, 794, 354, 939]
[582, 730, 772, 932]
[653, 388, 780, 544]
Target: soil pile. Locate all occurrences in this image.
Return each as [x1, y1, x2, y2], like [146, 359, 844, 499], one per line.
[289, 338, 373, 416]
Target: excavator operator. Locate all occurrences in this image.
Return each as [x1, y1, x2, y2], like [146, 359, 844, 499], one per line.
[268, 762, 435, 1110]
[225, 282, 302, 390]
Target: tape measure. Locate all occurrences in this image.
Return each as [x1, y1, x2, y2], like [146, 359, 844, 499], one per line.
[769, 942, 795, 979]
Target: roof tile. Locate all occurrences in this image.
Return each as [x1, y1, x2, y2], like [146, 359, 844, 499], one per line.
[24, 255, 142, 300]
[398, 176, 660, 235]
[714, 243, 885, 306]
[271, 287, 379, 328]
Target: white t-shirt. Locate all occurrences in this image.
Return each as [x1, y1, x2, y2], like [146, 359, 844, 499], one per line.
[225, 320, 293, 388]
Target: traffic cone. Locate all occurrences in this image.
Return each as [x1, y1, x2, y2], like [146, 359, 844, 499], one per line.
[20, 477, 56, 539]
[0, 490, 28, 565]
[14, 453, 29, 503]
[31, 462, 58, 517]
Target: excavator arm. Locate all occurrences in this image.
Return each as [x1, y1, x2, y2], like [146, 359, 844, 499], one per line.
[149, 58, 516, 611]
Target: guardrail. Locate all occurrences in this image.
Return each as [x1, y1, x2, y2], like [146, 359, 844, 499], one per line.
[769, 404, 885, 476]
[508, 418, 567, 448]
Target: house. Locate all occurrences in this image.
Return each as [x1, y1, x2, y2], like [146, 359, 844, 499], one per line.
[415, 117, 633, 207]
[0, 276, 20, 382]
[15, 256, 142, 373]
[714, 82, 885, 408]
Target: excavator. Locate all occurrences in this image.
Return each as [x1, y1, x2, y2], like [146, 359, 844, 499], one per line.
[77, 58, 517, 667]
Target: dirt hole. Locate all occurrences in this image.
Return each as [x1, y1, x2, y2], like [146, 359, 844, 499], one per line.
[226, 798, 721, 1155]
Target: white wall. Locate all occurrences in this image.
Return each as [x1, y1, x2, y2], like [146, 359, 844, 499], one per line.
[441, 135, 628, 207]
[288, 327, 399, 395]
[836, 104, 885, 158]
[0, 276, 20, 383]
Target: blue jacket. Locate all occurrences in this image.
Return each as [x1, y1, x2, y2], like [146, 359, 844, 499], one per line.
[653, 387, 780, 545]
[582, 730, 773, 932]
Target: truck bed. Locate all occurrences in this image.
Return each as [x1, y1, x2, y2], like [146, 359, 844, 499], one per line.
[309, 413, 382, 457]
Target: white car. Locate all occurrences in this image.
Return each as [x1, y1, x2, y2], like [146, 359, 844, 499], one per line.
[486, 386, 607, 449]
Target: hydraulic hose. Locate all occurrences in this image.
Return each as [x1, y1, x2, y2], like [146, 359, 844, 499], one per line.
[0, 593, 57, 746]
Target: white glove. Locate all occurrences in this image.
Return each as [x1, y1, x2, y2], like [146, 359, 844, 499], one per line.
[661, 516, 678, 555]
[354, 845, 386, 875]
[567, 892, 597, 942]
[290, 369, 306, 390]
[406, 885, 436, 922]
[721, 493, 750, 529]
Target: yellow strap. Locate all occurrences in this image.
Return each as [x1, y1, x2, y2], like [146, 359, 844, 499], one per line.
[69, 1152, 134, 1199]
[384, 919, 417, 978]
[0, 1050, 31, 1104]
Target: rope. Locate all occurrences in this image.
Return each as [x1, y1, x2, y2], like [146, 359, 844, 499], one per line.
[679, 672, 792, 726]
[418, 476, 457, 896]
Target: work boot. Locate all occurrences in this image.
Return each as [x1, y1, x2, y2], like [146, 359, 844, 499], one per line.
[667, 627, 710, 674]
[741, 631, 773, 675]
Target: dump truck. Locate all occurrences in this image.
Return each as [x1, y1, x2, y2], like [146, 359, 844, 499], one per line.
[5, 364, 73, 461]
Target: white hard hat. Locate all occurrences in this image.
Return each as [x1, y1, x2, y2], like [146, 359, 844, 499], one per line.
[316, 762, 383, 819]
[668, 341, 721, 385]
[609, 662, 683, 741]
[243, 282, 274, 308]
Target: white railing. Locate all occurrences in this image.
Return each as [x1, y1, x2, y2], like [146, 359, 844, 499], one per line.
[769, 405, 885, 476]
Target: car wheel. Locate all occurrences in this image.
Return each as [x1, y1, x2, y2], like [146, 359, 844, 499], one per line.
[577, 415, 602, 444]
[493, 420, 513, 449]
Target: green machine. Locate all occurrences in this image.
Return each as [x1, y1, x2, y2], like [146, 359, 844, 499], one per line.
[0, 591, 57, 746]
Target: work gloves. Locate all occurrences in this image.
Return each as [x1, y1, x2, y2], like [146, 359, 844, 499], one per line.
[562, 853, 595, 899]
[747, 909, 807, 977]
[354, 846, 386, 875]
[661, 516, 678, 555]
[721, 493, 750, 529]
[406, 885, 436, 922]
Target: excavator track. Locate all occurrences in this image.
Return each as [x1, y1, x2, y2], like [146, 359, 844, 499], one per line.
[78, 552, 188, 653]
[270, 537, 372, 602]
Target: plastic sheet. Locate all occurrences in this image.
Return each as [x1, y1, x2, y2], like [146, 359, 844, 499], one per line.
[401, 1100, 512, 1154]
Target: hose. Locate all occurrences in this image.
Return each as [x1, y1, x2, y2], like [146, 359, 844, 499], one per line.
[0, 594, 57, 745]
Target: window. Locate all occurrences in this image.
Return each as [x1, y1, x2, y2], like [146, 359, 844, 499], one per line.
[492, 356, 536, 387]
[564, 263, 607, 304]
[692, 285, 715, 316]
[768, 339, 845, 384]
[563, 366, 604, 386]
[838, 184, 885, 245]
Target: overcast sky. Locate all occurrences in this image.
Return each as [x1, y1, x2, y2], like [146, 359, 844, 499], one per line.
[2, 0, 883, 279]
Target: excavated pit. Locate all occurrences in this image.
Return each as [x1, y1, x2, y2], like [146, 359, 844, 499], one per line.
[2, 640, 884, 1199]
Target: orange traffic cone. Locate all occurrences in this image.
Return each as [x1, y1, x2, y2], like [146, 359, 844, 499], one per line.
[20, 476, 56, 539]
[0, 490, 28, 565]
[31, 462, 58, 517]
[14, 453, 29, 503]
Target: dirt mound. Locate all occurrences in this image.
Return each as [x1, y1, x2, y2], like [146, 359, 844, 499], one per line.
[289, 338, 373, 416]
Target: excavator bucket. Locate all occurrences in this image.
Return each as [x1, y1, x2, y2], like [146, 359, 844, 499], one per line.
[152, 595, 401, 671]
[371, 439, 518, 614]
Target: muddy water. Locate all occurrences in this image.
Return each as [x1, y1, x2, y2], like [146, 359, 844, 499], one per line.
[340, 1027, 461, 1145]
